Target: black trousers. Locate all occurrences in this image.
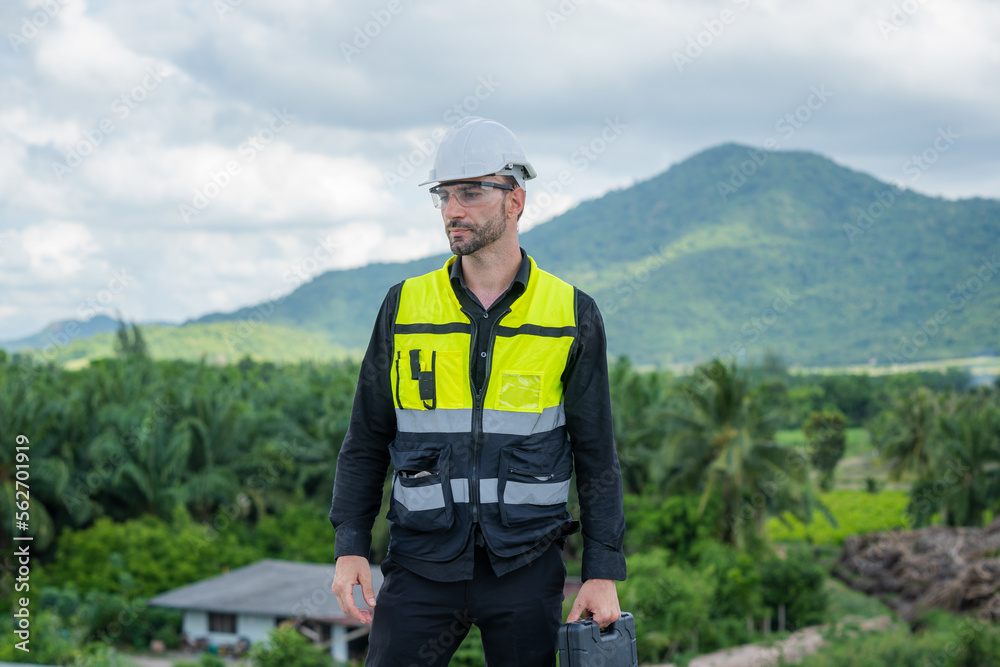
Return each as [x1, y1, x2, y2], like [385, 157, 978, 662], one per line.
[365, 542, 565, 666]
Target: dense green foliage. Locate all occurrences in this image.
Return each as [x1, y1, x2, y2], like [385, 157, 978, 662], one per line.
[873, 388, 1000, 527]
[617, 545, 828, 663]
[0, 353, 358, 557]
[2, 349, 998, 664]
[44, 511, 259, 597]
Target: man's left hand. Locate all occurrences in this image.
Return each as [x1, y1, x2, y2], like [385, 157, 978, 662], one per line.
[566, 578, 621, 628]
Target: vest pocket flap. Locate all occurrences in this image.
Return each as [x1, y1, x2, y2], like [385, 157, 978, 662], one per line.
[389, 444, 444, 477]
[387, 443, 454, 532]
[393, 476, 446, 511]
[498, 445, 572, 527]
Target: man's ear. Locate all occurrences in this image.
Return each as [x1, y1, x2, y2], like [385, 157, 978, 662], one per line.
[507, 187, 526, 221]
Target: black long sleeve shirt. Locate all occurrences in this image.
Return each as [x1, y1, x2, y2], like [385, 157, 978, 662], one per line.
[329, 249, 627, 582]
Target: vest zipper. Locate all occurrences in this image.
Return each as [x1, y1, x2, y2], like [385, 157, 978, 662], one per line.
[465, 307, 510, 527]
[464, 312, 480, 523]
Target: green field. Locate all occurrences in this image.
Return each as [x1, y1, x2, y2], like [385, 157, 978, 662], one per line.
[775, 426, 871, 457]
[767, 489, 911, 545]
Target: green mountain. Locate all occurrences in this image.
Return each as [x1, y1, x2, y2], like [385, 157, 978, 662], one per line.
[2, 314, 122, 353]
[8, 144, 999, 367]
[191, 143, 1000, 367]
[9, 321, 354, 368]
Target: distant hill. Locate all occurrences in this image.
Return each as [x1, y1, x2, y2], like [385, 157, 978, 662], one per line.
[1, 314, 122, 353]
[188, 143, 1000, 367]
[8, 144, 999, 367]
[4, 320, 354, 367]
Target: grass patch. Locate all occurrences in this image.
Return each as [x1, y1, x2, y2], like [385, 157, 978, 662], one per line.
[767, 490, 910, 545]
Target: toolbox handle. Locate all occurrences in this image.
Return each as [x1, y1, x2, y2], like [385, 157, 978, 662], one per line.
[579, 611, 633, 642]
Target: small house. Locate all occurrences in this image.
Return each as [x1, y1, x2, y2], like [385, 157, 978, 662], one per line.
[147, 559, 381, 662]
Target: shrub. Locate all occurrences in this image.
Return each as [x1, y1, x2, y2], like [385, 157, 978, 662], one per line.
[39, 585, 183, 650]
[43, 508, 259, 597]
[247, 625, 332, 667]
[624, 493, 725, 558]
[618, 549, 716, 663]
[798, 611, 1000, 667]
[759, 549, 827, 632]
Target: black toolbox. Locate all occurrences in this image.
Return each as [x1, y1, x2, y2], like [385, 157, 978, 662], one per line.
[556, 612, 638, 666]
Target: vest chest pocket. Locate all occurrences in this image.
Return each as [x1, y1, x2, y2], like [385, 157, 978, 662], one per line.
[387, 443, 454, 533]
[498, 445, 572, 527]
[394, 349, 465, 410]
[496, 371, 544, 413]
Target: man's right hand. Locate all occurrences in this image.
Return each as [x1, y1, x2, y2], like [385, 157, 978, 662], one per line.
[331, 555, 377, 624]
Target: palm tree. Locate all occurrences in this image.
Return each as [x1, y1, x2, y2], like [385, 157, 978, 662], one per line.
[803, 409, 847, 491]
[0, 357, 71, 552]
[909, 394, 1000, 527]
[609, 356, 672, 495]
[87, 398, 189, 520]
[665, 360, 823, 548]
[873, 387, 940, 480]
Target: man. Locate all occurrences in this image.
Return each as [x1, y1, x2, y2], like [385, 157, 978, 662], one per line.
[330, 117, 626, 666]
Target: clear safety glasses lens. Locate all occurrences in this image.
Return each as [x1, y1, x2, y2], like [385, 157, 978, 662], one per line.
[430, 181, 514, 209]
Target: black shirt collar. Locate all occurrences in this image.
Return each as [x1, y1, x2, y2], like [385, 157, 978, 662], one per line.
[449, 248, 530, 308]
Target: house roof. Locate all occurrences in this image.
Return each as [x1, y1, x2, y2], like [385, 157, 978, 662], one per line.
[146, 559, 382, 623]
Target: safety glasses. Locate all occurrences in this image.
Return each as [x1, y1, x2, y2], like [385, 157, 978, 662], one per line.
[429, 181, 513, 209]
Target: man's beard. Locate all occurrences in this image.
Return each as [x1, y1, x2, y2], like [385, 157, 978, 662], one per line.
[448, 202, 506, 256]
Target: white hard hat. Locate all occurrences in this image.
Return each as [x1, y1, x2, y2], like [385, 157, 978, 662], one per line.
[418, 117, 537, 189]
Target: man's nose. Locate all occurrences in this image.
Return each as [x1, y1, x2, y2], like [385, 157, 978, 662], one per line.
[443, 194, 467, 219]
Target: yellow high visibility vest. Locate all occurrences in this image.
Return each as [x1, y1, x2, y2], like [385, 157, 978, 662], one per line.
[386, 254, 580, 560]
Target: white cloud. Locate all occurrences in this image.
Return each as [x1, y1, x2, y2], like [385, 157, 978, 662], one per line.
[33, 0, 156, 92]
[20, 221, 100, 277]
[2, 0, 999, 342]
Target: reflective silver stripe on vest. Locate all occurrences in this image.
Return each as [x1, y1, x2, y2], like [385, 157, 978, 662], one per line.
[439, 478, 568, 506]
[393, 479, 445, 511]
[451, 478, 469, 503]
[395, 408, 473, 433]
[503, 480, 571, 505]
[479, 478, 499, 503]
[481, 404, 566, 436]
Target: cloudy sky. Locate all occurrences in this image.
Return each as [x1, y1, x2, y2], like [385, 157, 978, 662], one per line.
[1, 0, 998, 341]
